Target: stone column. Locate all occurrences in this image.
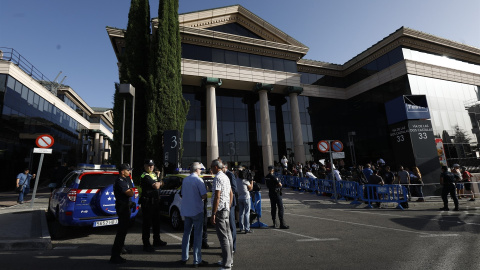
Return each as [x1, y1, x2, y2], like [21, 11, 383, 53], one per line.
[104, 139, 110, 162]
[287, 86, 306, 165]
[202, 77, 222, 166]
[255, 83, 274, 176]
[94, 133, 100, 164]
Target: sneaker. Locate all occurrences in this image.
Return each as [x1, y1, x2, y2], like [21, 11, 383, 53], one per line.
[193, 260, 208, 268]
[245, 229, 253, 233]
[121, 247, 132, 254]
[216, 260, 232, 267]
[143, 245, 155, 252]
[17, 201, 24, 204]
[109, 256, 127, 264]
[153, 239, 167, 247]
[439, 207, 450, 211]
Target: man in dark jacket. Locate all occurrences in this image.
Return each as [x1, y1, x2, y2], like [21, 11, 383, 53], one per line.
[265, 165, 289, 229]
[440, 166, 459, 211]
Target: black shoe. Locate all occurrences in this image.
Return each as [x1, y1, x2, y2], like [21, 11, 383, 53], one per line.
[143, 245, 155, 252]
[179, 260, 187, 265]
[202, 242, 210, 249]
[439, 207, 450, 211]
[454, 208, 460, 211]
[469, 198, 476, 201]
[153, 239, 167, 247]
[272, 220, 279, 228]
[109, 256, 127, 264]
[280, 224, 290, 229]
[121, 247, 132, 254]
[245, 229, 253, 233]
[193, 260, 208, 268]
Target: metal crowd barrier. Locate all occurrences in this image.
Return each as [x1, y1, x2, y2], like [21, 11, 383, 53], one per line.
[361, 184, 408, 210]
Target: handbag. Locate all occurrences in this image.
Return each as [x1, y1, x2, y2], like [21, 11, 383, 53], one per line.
[15, 185, 24, 193]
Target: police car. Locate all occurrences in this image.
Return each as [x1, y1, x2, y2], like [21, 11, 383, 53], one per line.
[48, 164, 139, 236]
[159, 170, 213, 230]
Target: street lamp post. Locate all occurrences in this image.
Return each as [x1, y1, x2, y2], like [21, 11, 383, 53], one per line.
[119, 84, 135, 172]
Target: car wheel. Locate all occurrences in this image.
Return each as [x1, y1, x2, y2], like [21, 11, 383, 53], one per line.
[170, 207, 183, 230]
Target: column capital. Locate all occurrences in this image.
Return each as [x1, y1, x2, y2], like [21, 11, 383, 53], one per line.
[286, 86, 303, 95]
[254, 83, 273, 94]
[202, 77, 222, 88]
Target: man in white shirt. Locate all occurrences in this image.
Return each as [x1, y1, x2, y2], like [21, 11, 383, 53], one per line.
[180, 162, 208, 267]
[210, 159, 233, 269]
[281, 156, 288, 172]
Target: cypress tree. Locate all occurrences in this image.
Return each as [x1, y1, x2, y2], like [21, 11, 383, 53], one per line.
[148, 0, 189, 173]
[112, 0, 151, 170]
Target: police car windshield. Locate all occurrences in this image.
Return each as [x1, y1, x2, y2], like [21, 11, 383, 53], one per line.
[78, 174, 118, 189]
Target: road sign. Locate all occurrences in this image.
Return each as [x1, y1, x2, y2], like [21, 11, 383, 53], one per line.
[35, 134, 54, 148]
[332, 152, 345, 159]
[33, 148, 52, 154]
[317, 140, 329, 153]
[331, 140, 344, 152]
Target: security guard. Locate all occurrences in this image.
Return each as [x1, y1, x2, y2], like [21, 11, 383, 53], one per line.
[140, 159, 167, 252]
[110, 163, 134, 264]
[265, 165, 289, 229]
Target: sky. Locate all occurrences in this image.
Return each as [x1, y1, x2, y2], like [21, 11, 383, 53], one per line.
[1, 0, 479, 108]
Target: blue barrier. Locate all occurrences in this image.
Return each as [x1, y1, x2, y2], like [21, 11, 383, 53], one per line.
[361, 184, 408, 210]
[337, 180, 361, 204]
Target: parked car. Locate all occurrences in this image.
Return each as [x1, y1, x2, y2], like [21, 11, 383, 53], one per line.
[159, 172, 214, 230]
[48, 164, 139, 237]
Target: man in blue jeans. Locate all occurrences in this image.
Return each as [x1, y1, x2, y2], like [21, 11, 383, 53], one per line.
[180, 162, 208, 267]
[16, 168, 36, 204]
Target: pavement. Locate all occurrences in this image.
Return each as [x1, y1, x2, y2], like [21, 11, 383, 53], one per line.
[0, 183, 475, 251]
[0, 185, 52, 250]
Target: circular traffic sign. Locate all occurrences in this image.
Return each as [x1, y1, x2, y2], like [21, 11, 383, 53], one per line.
[331, 140, 344, 152]
[35, 134, 54, 148]
[317, 140, 329, 153]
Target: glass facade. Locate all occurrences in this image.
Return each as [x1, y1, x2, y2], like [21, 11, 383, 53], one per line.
[180, 85, 313, 169]
[0, 74, 93, 190]
[181, 44, 297, 73]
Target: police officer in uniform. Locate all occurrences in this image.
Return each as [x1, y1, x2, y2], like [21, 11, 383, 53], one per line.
[265, 165, 289, 229]
[440, 166, 459, 211]
[110, 163, 134, 264]
[140, 159, 167, 252]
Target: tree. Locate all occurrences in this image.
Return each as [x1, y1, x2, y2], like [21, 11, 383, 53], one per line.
[112, 0, 151, 170]
[144, 0, 188, 173]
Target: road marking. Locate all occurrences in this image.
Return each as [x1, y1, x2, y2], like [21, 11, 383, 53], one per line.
[53, 246, 79, 250]
[272, 228, 340, 242]
[164, 232, 182, 241]
[420, 234, 459, 237]
[287, 212, 435, 236]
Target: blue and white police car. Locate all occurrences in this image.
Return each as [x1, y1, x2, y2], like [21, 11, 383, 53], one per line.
[48, 164, 139, 236]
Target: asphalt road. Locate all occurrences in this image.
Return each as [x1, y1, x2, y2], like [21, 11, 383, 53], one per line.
[1, 190, 480, 270]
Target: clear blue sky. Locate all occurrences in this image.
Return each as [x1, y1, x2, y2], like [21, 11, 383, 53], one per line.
[1, 0, 479, 108]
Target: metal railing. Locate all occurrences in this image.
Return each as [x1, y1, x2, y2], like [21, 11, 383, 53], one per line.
[0, 47, 53, 83]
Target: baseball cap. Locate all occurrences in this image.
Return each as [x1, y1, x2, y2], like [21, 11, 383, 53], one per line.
[268, 165, 274, 171]
[144, 159, 155, 166]
[119, 163, 132, 171]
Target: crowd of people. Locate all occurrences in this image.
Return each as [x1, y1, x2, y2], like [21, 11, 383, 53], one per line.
[110, 158, 288, 269]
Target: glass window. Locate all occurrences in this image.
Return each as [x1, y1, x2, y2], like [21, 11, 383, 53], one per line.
[273, 58, 284, 71]
[212, 48, 225, 63]
[225, 50, 238, 65]
[0, 74, 6, 93]
[7, 76, 15, 90]
[20, 85, 28, 100]
[196, 45, 212, 62]
[27, 89, 34, 105]
[261, 56, 273, 70]
[39, 98, 44, 112]
[181, 43, 196, 60]
[284, 60, 297, 73]
[238, 52, 250, 67]
[14, 80, 22, 94]
[250, 55, 262, 69]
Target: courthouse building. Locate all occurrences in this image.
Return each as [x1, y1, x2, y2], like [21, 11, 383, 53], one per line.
[107, 5, 480, 183]
[0, 48, 113, 190]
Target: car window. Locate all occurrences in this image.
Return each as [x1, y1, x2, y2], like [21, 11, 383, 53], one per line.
[78, 173, 118, 189]
[202, 176, 214, 192]
[163, 176, 182, 190]
[63, 172, 77, 187]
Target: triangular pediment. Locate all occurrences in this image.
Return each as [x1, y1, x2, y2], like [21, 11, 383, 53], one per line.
[179, 5, 308, 49]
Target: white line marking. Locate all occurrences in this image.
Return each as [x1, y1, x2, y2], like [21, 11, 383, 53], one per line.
[272, 228, 340, 242]
[164, 232, 182, 241]
[420, 234, 459, 237]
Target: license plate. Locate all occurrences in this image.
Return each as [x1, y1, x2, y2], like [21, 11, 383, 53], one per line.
[93, 219, 118, 227]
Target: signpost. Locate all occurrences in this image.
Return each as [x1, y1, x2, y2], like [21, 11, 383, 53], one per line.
[31, 134, 53, 208]
[317, 139, 344, 202]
